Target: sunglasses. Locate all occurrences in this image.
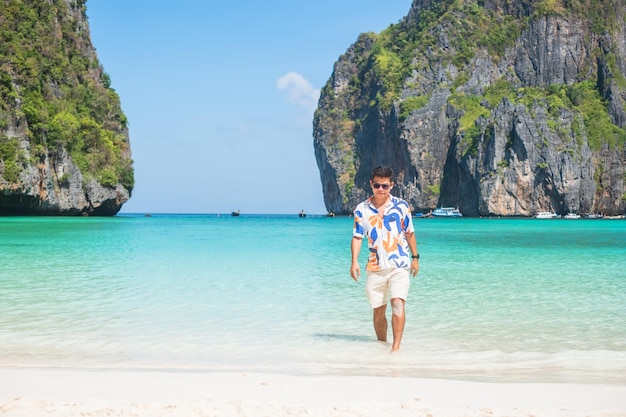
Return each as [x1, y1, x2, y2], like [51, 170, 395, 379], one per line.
[372, 183, 391, 190]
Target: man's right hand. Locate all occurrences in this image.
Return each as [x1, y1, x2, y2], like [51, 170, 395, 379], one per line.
[350, 263, 360, 281]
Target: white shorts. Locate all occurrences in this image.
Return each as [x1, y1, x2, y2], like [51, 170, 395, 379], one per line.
[365, 268, 410, 309]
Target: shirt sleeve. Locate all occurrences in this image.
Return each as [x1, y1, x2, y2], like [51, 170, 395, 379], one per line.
[353, 206, 365, 238]
[403, 206, 415, 234]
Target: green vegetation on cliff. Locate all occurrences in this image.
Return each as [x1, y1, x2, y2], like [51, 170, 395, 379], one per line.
[367, 0, 524, 110]
[0, 136, 20, 182]
[448, 79, 626, 156]
[0, 0, 133, 188]
[315, 0, 626, 216]
[352, 0, 626, 155]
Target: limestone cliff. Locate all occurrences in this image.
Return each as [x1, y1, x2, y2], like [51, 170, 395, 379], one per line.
[314, 0, 626, 216]
[0, 0, 133, 215]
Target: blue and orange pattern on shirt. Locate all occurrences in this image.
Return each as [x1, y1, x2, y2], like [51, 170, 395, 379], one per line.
[353, 195, 414, 272]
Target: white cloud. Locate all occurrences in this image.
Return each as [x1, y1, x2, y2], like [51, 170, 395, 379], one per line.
[276, 72, 320, 112]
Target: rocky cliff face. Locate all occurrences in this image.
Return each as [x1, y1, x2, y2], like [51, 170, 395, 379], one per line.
[0, 0, 132, 215]
[314, 0, 626, 216]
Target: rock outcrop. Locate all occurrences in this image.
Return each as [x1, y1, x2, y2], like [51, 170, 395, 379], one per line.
[314, 0, 626, 216]
[0, 0, 132, 215]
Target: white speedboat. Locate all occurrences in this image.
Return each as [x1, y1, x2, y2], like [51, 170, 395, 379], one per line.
[432, 207, 463, 217]
[535, 211, 559, 219]
[564, 213, 581, 219]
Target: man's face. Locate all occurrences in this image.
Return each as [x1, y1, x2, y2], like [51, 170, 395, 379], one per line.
[370, 176, 393, 198]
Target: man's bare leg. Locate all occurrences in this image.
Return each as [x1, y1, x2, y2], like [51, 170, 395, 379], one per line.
[373, 304, 388, 342]
[390, 298, 406, 351]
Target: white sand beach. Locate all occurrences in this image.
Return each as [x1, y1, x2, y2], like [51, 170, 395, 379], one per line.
[1, 368, 625, 417]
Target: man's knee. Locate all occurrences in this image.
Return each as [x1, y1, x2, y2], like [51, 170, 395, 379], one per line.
[390, 298, 405, 316]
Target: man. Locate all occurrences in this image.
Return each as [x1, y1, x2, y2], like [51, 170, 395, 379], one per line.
[350, 166, 419, 351]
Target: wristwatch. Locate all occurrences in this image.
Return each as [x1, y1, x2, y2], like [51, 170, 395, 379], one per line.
[411, 254, 420, 260]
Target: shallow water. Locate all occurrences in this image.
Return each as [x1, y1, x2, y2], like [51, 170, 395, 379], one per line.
[1, 214, 625, 383]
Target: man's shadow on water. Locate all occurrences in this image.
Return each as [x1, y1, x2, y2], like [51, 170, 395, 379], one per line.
[313, 333, 371, 342]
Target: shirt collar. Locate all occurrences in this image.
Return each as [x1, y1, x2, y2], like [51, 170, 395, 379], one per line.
[366, 195, 392, 212]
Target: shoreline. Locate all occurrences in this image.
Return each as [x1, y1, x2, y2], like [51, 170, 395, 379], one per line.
[2, 368, 625, 417]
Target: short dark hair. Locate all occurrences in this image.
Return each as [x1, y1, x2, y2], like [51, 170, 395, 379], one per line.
[372, 166, 393, 180]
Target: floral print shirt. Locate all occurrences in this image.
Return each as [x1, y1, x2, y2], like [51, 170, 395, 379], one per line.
[353, 195, 415, 271]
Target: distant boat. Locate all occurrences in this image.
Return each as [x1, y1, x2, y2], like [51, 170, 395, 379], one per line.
[535, 211, 558, 219]
[413, 211, 432, 218]
[299, 210, 306, 218]
[231, 210, 240, 217]
[432, 207, 462, 218]
[564, 213, 581, 219]
[326, 211, 335, 217]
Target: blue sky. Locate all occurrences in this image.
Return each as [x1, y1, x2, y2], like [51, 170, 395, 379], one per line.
[87, 0, 413, 214]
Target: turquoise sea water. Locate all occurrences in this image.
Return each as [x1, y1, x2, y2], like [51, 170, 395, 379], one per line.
[1, 214, 625, 383]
